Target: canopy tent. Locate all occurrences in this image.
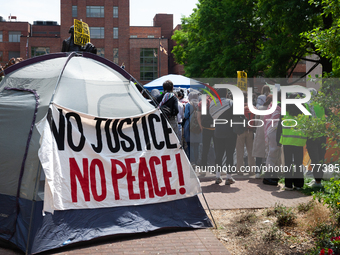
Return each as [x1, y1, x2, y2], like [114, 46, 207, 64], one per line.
[143, 74, 205, 91]
[0, 53, 211, 254]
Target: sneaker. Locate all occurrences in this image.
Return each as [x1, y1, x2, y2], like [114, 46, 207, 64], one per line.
[283, 186, 294, 191]
[305, 171, 314, 178]
[215, 177, 223, 184]
[225, 178, 236, 185]
[263, 178, 278, 186]
[255, 173, 261, 179]
[307, 180, 322, 188]
[294, 186, 302, 190]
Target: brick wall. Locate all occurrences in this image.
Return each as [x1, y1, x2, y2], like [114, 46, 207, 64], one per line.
[130, 38, 168, 85]
[0, 22, 30, 65]
[130, 26, 161, 38]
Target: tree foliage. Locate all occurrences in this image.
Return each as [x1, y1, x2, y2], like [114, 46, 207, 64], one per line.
[172, 0, 340, 78]
[172, 0, 263, 78]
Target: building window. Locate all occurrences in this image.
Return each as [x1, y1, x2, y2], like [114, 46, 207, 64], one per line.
[86, 6, 104, 18]
[113, 48, 118, 64]
[89, 27, 104, 39]
[97, 48, 105, 57]
[113, 27, 118, 39]
[140, 48, 158, 81]
[72, 6, 77, 17]
[147, 35, 155, 38]
[31, 47, 50, 57]
[0, 32, 2, 42]
[9, 32, 21, 42]
[8, 51, 20, 59]
[130, 35, 137, 38]
[113, 6, 118, 18]
[0, 51, 3, 62]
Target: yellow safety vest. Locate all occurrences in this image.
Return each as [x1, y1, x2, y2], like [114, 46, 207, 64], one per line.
[279, 114, 307, 147]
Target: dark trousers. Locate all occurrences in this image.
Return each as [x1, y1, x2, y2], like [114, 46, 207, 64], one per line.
[284, 145, 304, 188]
[306, 136, 326, 182]
[213, 135, 237, 173]
[201, 128, 215, 166]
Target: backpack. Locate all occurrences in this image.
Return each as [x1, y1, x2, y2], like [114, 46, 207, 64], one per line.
[190, 104, 201, 134]
[159, 96, 176, 120]
[232, 115, 247, 135]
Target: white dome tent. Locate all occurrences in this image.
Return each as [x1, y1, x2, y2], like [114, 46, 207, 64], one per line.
[0, 52, 211, 254]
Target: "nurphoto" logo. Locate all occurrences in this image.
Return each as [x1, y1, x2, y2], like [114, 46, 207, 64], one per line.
[200, 84, 312, 128]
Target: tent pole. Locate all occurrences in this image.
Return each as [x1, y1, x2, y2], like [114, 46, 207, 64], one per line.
[49, 52, 78, 104]
[201, 191, 217, 229]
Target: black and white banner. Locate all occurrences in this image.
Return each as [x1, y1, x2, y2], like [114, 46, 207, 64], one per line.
[37, 104, 201, 214]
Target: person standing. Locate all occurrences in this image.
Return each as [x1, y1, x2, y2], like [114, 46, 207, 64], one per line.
[236, 93, 256, 176]
[210, 89, 237, 185]
[183, 92, 202, 168]
[305, 88, 327, 188]
[197, 94, 215, 176]
[256, 85, 271, 108]
[277, 93, 307, 190]
[176, 91, 185, 143]
[262, 92, 282, 186]
[157, 80, 179, 137]
[252, 95, 273, 178]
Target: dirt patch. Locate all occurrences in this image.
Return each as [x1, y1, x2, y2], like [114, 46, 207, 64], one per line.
[207, 200, 332, 255]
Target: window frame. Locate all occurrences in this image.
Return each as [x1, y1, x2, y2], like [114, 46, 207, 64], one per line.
[89, 27, 105, 39]
[86, 6, 104, 18]
[140, 48, 158, 81]
[31, 47, 50, 57]
[9, 32, 21, 43]
[72, 6, 78, 17]
[113, 6, 118, 18]
[113, 27, 118, 39]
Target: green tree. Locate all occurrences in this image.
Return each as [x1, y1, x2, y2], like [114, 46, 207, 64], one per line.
[301, 0, 340, 77]
[172, 0, 263, 78]
[172, 0, 338, 79]
[255, 0, 322, 78]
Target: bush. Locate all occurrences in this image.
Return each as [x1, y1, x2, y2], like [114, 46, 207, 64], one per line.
[297, 200, 315, 213]
[276, 207, 297, 227]
[314, 178, 340, 214]
[263, 226, 281, 243]
[237, 212, 257, 224]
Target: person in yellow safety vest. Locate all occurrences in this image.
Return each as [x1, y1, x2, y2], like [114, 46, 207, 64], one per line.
[276, 93, 307, 190]
[305, 88, 327, 188]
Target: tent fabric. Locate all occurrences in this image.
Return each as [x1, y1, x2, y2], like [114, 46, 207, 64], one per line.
[143, 74, 205, 91]
[0, 53, 212, 254]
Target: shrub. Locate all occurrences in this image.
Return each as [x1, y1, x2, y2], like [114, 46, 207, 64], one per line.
[297, 200, 315, 213]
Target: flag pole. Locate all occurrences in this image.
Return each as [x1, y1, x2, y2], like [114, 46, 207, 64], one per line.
[159, 37, 161, 78]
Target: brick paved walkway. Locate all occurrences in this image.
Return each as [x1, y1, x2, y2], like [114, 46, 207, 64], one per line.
[198, 173, 311, 210]
[0, 173, 312, 255]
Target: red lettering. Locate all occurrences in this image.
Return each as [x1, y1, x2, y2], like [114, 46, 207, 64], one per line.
[70, 158, 90, 202]
[111, 159, 127, 200]
[161, 155, 176, 195]
[175, 153, 186, 195]
[125, 158, 140, 200]
[138, 158, 155, 199]
[149, 156, 166, 197]
[90, 159, 107, 202]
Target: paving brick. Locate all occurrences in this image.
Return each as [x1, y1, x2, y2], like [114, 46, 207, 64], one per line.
[0, 173, 314, 255]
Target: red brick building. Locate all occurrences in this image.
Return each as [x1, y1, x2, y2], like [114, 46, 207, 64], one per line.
[0, 0, 182, 84]
[0, 1, 316, 84]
